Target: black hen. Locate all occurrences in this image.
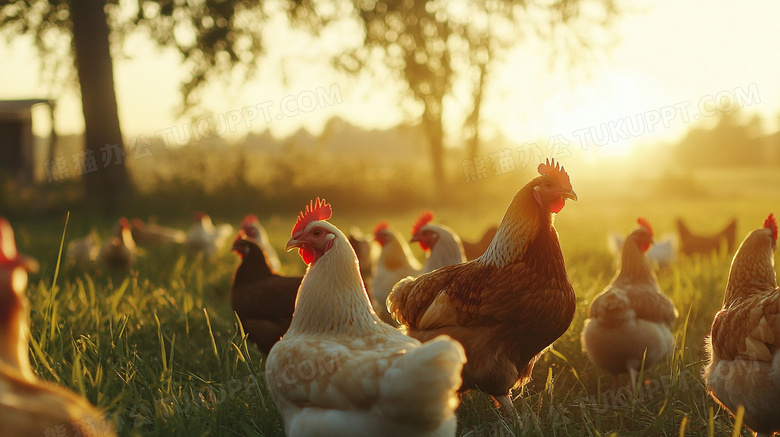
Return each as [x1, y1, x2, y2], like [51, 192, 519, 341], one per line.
[231, 234, 301, 354]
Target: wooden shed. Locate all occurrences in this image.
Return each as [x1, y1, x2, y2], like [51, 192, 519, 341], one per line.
[0, 98, 56, 185]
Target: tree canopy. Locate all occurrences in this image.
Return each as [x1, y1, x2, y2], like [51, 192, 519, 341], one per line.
[1, 0, 619, 208]
[289, 0, 619, 191]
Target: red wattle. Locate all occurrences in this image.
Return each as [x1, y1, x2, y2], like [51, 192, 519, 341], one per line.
[549, 197, 565, 214]
[299, 247, 316, 265]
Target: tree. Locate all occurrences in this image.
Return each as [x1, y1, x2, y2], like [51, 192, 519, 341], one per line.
[675, 109, 771, 169]
[290, 0, 619, 193]
[0, 0, 268, 213]
[70, 0, 130, 213]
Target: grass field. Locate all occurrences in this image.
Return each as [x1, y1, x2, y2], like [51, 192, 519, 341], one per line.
[12, 168, 780, 436]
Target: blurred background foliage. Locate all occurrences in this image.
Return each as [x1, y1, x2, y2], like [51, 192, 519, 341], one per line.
[1, 105, 778, 224]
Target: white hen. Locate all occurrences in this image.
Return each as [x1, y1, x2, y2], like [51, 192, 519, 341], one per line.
[185, 211, 233, 260]
[266, 199, 466, 437]
[66, 230, 100, 269]
[409, 211, 466, 274]
[371, 222, 422, 326]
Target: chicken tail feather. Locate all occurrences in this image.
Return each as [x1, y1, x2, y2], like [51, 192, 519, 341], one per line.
[378, 336, 465, 430]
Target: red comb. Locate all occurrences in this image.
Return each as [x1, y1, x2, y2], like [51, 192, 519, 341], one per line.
[537, 158, 572, 191]
[0, 218, 18, 264]
[637, 218, 653, 237]
[411, 211, 434, 236]
[373, 221, 389, 239]
[764, 213, 777, 242]
[119, 217, 130, 228]
[242, 214, 258, 227]
[292, 198, 332, 237]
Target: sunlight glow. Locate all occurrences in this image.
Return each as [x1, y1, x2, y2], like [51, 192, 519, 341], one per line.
[0, 0, 778, 162]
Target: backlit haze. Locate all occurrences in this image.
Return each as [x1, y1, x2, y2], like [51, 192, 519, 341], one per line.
[1, 0, 779, 170]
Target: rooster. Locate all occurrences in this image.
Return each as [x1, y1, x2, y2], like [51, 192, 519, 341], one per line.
[582, 218, 678, 389]
[461, 225, 498, 261]
[240, 214, 282, 272]
[66, 230, 100, 269]
[702, 214, 780, 437]
[371, 222, 422, 326]
[99, 217, 137, 270]
[0, 218, 116, 437]
[185, 211, 233, 260]
[231, 232, 300, 355]
[410, 211, 466, 274]
[388, 158, 577, 418]
[676, 217, 738, 258]
[266, 198, 466, 437]
[129, 218, 186, 246]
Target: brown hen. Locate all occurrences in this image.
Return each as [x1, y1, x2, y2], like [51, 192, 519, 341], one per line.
[582, 218, 678, 389]
[703, 214, 780, 437]
[388, 159, 577, 418]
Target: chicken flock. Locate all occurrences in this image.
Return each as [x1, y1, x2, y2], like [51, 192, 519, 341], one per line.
[2, 158, 778, 437]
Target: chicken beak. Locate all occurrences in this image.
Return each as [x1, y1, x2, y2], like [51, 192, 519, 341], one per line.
[561, 189, 578, 202]
[286, 236, 304, 252]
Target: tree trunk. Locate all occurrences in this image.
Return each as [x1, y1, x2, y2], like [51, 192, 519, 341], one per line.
[465, 60, 488, 159]
[70, 0, 132, 215]
[423, 114, 446, 195]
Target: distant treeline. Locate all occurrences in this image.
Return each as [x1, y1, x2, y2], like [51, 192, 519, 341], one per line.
[673, 110, 779, 168]
[9, 110, 776, 219]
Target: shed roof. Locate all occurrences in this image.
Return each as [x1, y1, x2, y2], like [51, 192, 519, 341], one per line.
[0, 99, 55, 115]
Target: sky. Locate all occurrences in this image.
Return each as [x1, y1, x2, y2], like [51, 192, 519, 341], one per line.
[1, 0, 779, 160]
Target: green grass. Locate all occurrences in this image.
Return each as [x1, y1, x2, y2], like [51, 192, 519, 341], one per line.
[16, 169, 780, 437]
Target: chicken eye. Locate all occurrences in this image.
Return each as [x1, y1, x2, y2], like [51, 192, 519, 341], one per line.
[312, 228, 323, 237]
[544, 182, 554, 189]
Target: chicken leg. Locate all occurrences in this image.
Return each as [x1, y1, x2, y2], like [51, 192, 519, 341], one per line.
[495, 394, 521, 423]
[628, 367, 639, 397]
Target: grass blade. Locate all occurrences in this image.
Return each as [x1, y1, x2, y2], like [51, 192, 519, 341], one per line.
[708, 406, 715, 437]
[731, 405, 745, 437]
[44, 212, 69, 345]
[49, 211, 69, 295]
[28, 335, 59, 382]
[203, 308, 221, 367]
[155, 313, 168, 376]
